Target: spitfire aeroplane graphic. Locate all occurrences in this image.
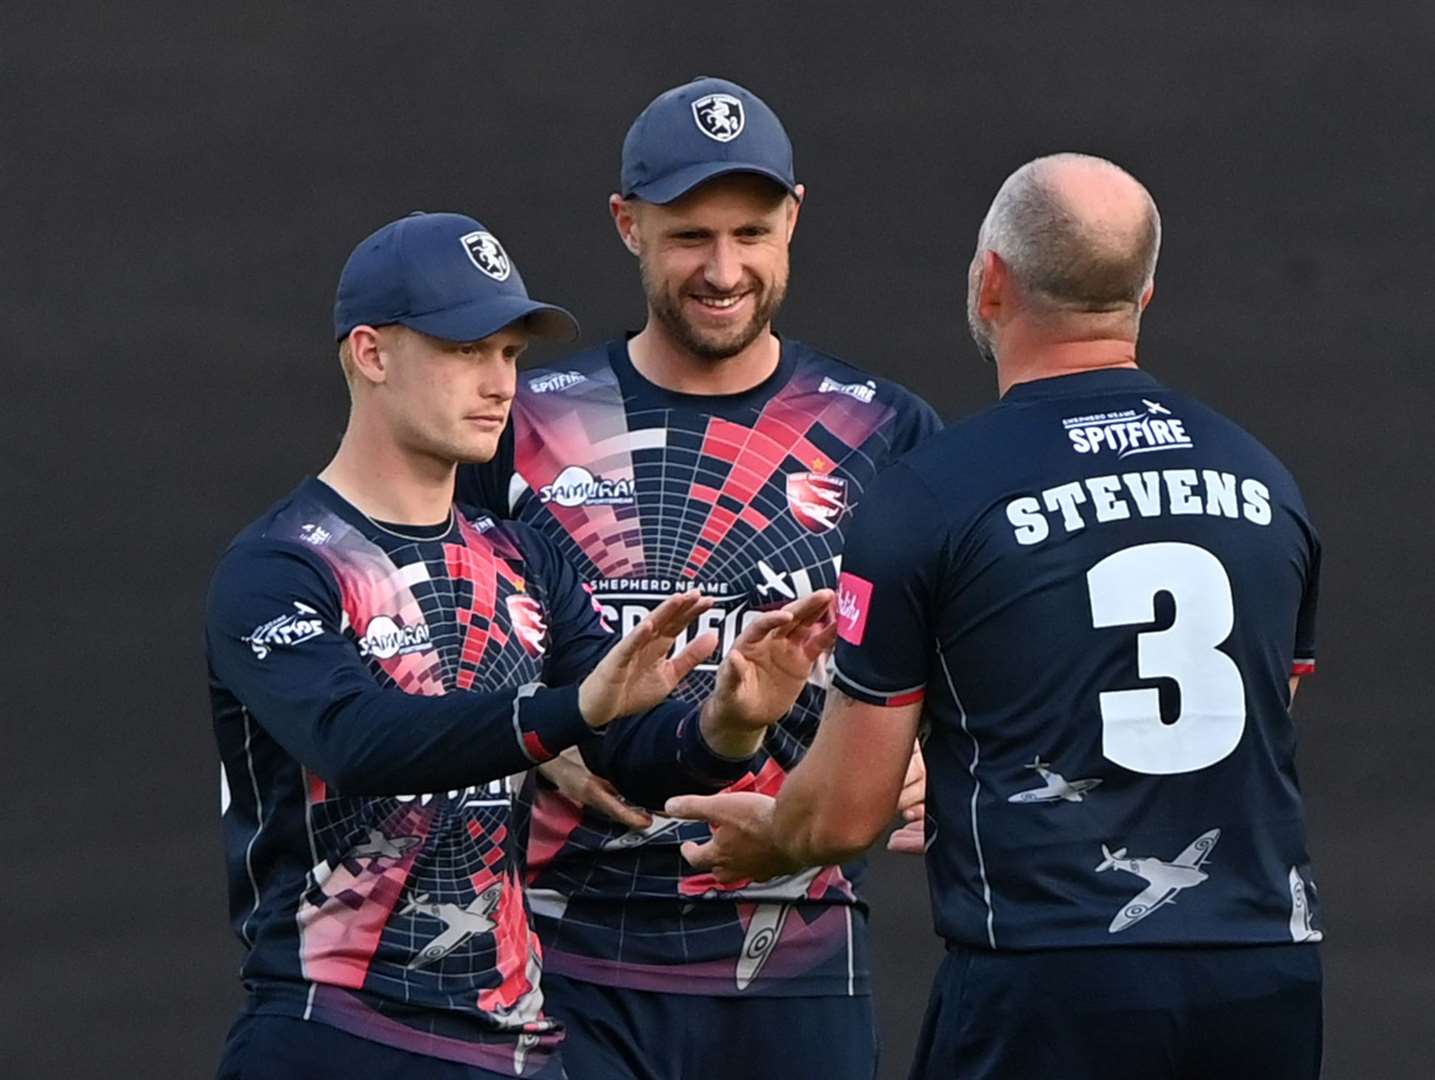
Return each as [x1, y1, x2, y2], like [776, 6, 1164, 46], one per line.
[601, 814, 687, 851]
[1096, 828, 1221, 933]
[351, 828, 421, 861]
[403, 883, 504, 969]
[1007, 757, 1102, 804]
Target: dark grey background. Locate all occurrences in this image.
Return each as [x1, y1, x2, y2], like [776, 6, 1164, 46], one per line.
[7, 2, 1433, 1076]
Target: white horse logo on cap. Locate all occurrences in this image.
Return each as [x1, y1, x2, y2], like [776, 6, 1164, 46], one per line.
[460, 231, 512, 281]
[692, 93, 745, 142]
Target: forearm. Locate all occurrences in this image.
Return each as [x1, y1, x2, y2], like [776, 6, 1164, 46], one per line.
[584, 699, 760, 808]
[767, 690, 918, 867]
[766, 759, 874, 871]
[265, 680, 588, 795]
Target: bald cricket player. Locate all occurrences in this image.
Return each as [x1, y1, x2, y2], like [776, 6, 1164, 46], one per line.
[672, 154, 1325, 1080]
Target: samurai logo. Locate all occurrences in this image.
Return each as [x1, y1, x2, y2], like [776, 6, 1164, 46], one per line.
[460, 230, 512, 281]
[692, 93, 745, 142]
[506, 594, 548, 658]
[786, 471, 848, 533]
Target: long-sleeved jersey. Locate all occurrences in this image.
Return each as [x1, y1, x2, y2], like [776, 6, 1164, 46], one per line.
[206, 477, 751, 1074]
[458, 337, 941, 997]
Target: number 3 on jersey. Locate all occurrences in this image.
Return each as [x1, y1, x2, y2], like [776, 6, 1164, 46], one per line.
[1087, 542, 1246, 775]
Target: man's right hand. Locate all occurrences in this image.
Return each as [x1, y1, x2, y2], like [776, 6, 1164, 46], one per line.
[538, 747, 654, 830]
[577, 589, 718, 729]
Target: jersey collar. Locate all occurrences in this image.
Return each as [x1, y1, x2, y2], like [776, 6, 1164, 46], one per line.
[608, 333, 799, 412]
[1001, 367, 1160, 402]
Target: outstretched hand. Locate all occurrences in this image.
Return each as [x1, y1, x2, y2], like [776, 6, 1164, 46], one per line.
[578, 590, 717, 728]
[664, 790, 797, 884]
[702, 590, 837, 751]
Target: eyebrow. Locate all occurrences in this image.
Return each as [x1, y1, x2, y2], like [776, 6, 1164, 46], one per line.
[664, 221, 773, 238]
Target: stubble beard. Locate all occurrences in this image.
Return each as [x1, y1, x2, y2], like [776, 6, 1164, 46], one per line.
[643, 261, 788, 362]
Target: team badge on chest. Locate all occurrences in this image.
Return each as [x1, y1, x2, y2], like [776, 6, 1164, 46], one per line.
[505, 594, 548, 658]
[786, 471, 848, 533]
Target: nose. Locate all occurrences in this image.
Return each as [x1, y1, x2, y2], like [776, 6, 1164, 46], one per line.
[702, 237, 744, 294]
[482, 361, 517, 404]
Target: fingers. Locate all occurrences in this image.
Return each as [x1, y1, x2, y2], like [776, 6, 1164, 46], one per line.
[679, 837, 722, 873]
[664, 793, 720, 823]
[896, 744, 926, 811]
[886, 820, 926, 855]
[897, 778, 924, 813]
[731, 609, 794, 649]
[646, 589, 716, 639]
[586, 778, 654, 830]
[784, 588, 835, 628]
[803, 619, 838, 659]
[669, 630, 719, 684]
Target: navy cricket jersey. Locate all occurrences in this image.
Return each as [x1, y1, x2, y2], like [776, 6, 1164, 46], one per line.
[832, 368, 1323, 951]
[205, 478, 753, 1074]
[458, 337, 940, 997]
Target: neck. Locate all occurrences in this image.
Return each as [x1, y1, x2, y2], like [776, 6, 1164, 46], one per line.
[318, 408, 455, 525]
[996, 334, 1139, 397]
[627, 316, 781, 395]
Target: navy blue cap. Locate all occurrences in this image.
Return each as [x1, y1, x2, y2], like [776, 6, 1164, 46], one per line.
[334, 212, 579, 343]
[620, 77, 797, 205]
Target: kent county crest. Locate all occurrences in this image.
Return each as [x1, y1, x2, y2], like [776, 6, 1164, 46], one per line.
[505, 594, 548, 658]
[692, 93, 745, 142]
[460, 230, 512, 281]
[786, 471, 848, 533]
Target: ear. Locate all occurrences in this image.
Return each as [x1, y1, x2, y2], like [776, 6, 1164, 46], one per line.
[347, 325, 391, 386]
[1139, 281, 1155, 310]
[976, 251, 1009, 322]
[785, 184, 805, 241]
[609, 194, 643, 257]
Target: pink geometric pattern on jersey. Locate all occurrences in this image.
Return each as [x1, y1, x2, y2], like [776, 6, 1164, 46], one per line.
[684, 376, 894, 576]
[505, 349, 929, 995]
[313, 518, 448, 697]
[476, 868, 545, 1021]
[512, 378, 646, 576]
[298, 802, 433, 987]
[271, 499, 563, 1036]
[525, 787, 585, 882]
[443, 521, 499, 691]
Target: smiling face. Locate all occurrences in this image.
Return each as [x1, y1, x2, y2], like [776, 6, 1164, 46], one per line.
[354, 323, 527, 465]
[620, 174, 799, 362]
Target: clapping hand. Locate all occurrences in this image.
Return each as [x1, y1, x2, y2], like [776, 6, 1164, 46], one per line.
[700, 590, 836, 755]
[578, 590, 718, 728]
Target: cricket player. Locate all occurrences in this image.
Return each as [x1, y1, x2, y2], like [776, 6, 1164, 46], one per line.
[456, 78, 940, 1078]
[672, 154, 1325, 1080]
[206, 210, 835, 1079]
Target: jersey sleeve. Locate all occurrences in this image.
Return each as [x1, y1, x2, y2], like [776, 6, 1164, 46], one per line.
[520, 526, 759, 807]
[455, 421, 517, 516]
[831, 461, 947, 706]
[206, 540, 589, 794]
[887, 388, 943, 459]
[1292, 533, 1320, 676]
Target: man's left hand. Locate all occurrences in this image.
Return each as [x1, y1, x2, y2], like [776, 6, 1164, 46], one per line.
[702, 590, 836, 751]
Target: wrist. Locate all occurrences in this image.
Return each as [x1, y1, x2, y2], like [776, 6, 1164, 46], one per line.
[698, 696, 767, 760]
[577, 678, 612, 729]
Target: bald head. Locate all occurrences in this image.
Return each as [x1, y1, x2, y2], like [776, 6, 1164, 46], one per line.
[976, 153, 1161, 316]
